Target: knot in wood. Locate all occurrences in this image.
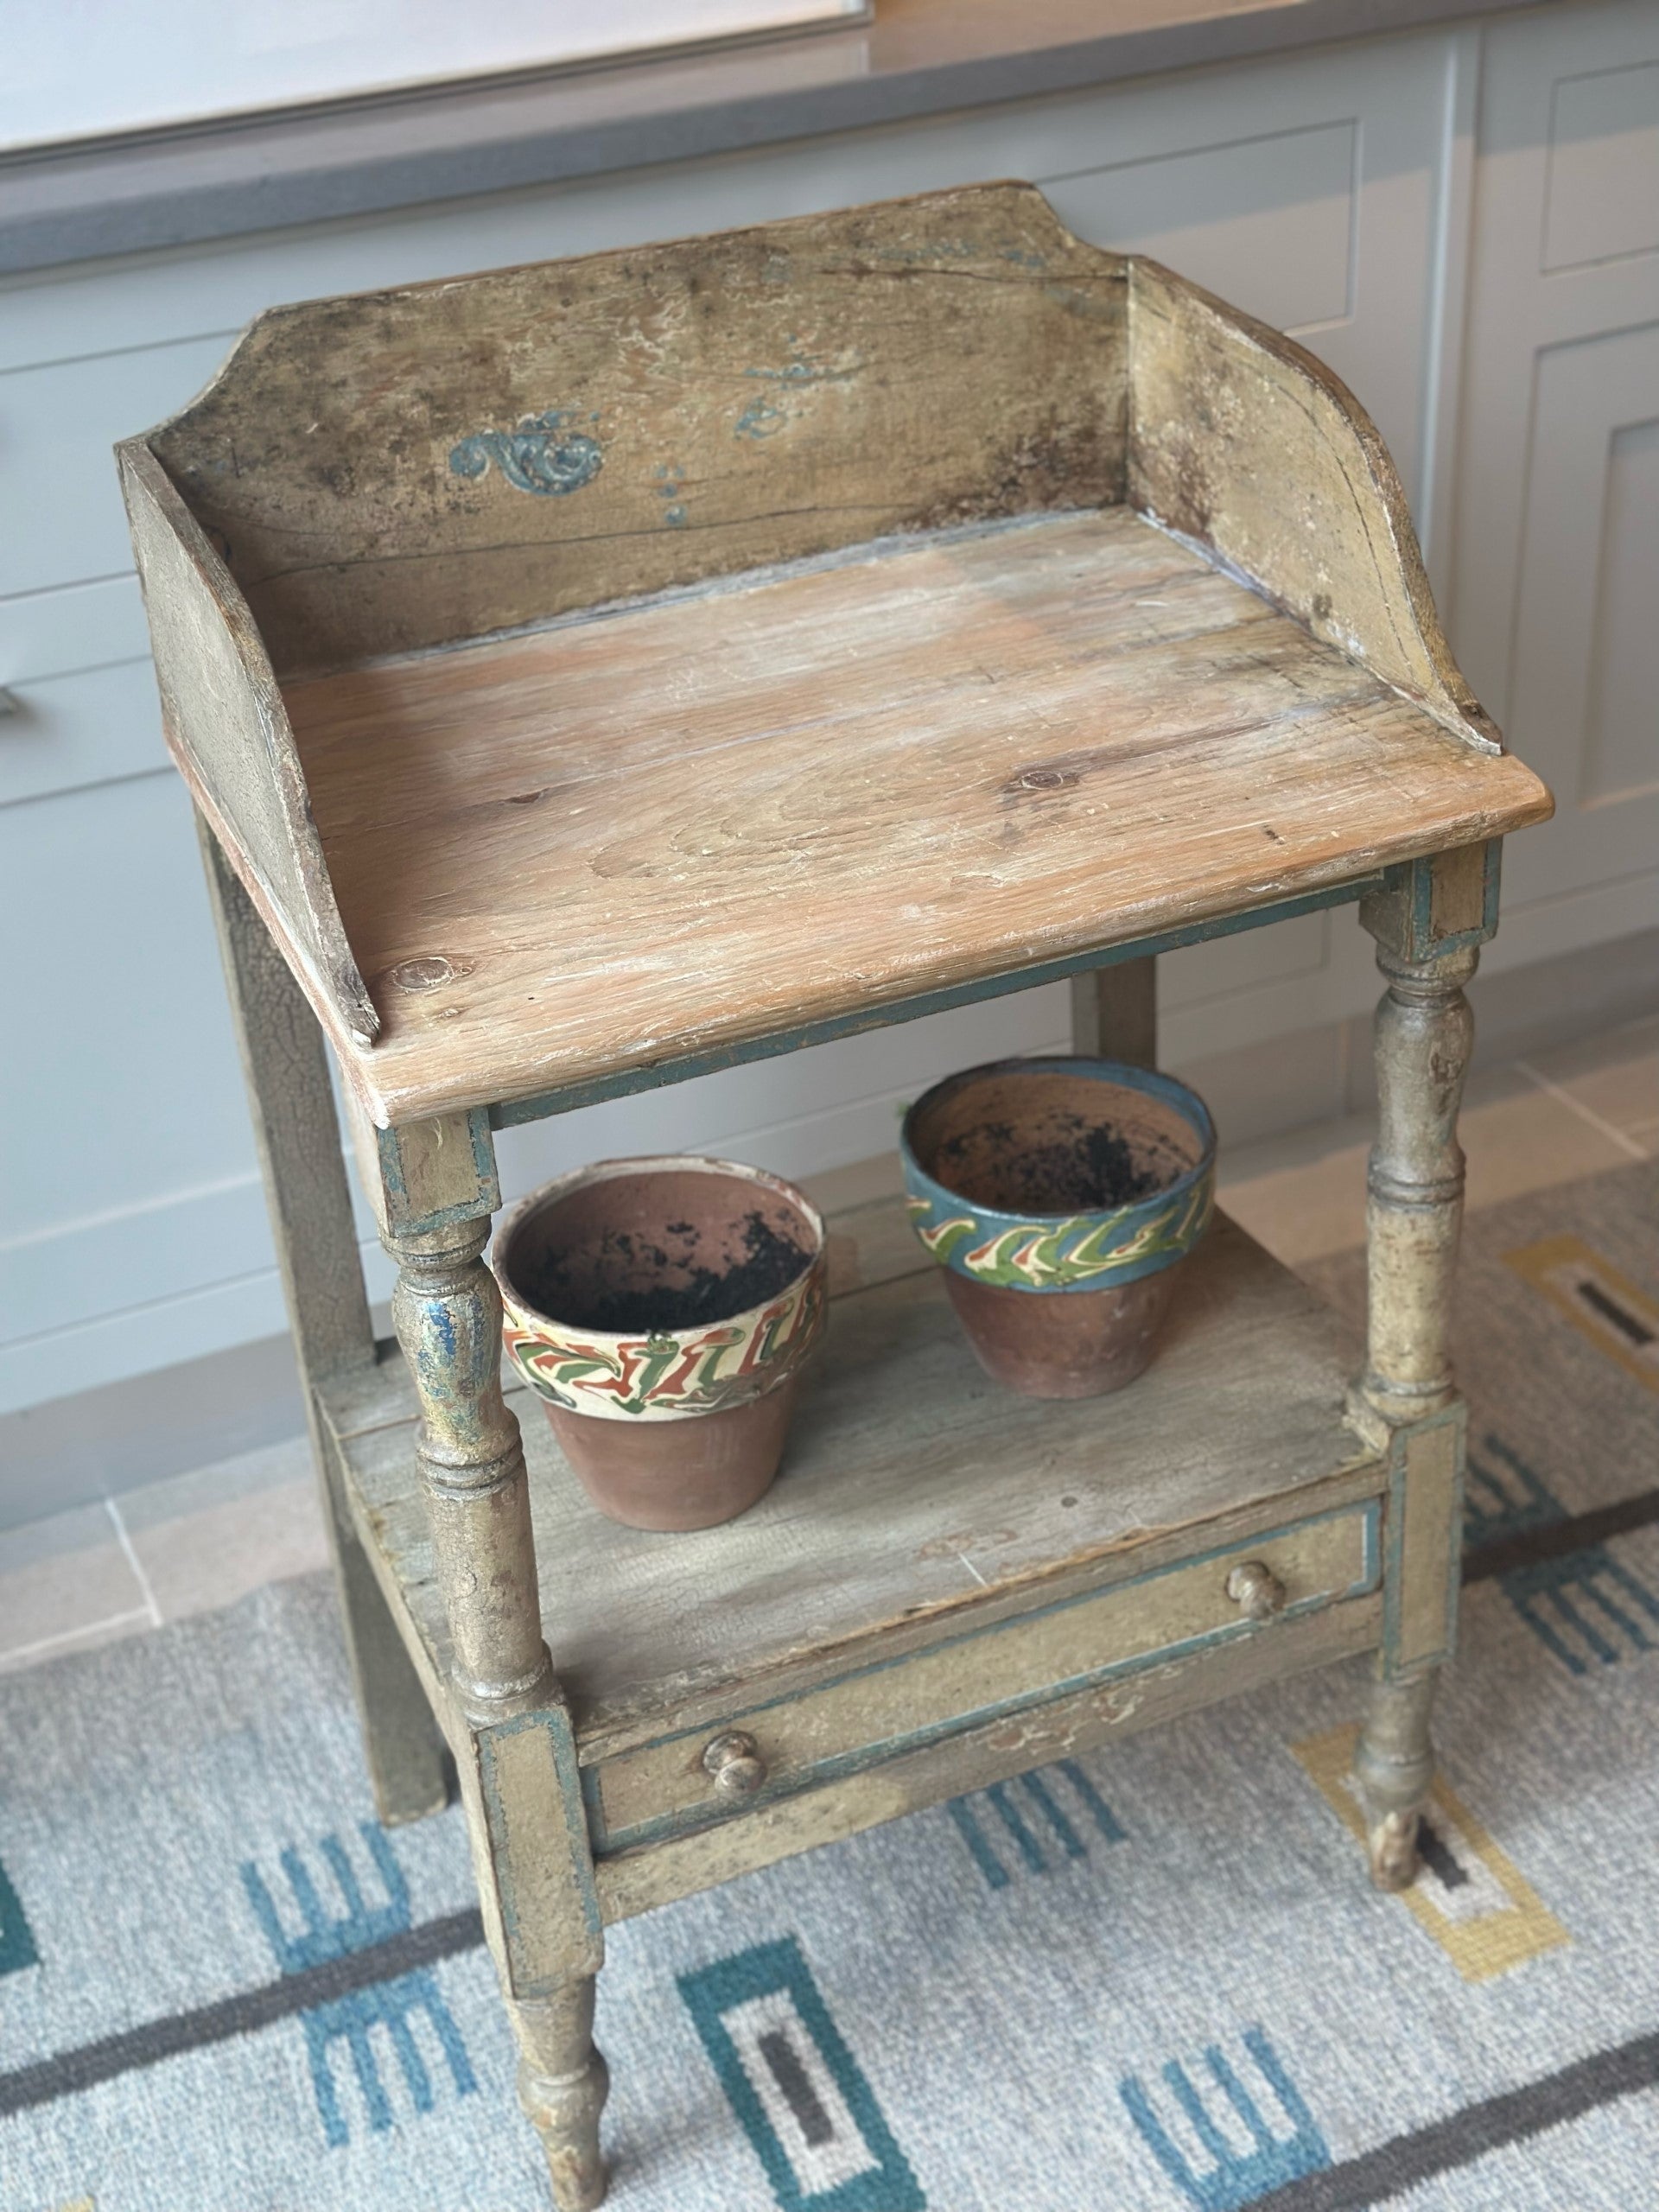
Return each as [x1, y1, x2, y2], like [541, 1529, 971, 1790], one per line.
[388, 954, 465, 994]
[1004, 766, 1079, 794]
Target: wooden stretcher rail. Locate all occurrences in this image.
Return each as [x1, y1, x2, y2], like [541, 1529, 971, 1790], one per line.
[487, 872, 1387, 1128]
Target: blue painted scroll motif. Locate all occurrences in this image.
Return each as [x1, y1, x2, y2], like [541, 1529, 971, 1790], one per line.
[449, 410, 602, 496]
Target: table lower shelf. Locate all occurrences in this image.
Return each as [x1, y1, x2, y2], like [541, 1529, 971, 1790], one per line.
[324, 1195, 1387, 1911]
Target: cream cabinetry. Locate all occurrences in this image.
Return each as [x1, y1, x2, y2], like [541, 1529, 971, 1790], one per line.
[1451, 0, 1659, 969]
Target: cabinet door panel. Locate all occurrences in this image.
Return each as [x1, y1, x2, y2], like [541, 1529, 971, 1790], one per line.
[1504, 324, 1659, 906]
[1452, 0, 1659, 942]
[0, 658, 165, 806]
[1542, 60, 1659, 272]
[1585, 416, 1659, 804]
[0, 334, 232, 599]
[1042, 121, 1356, 334]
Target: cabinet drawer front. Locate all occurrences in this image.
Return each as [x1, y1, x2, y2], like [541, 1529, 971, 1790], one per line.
[592, 1501, 1379, 1849]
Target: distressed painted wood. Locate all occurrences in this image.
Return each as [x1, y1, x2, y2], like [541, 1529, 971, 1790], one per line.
[589, 1500, 1379, 1851]
[327, 1205, 1384, 1763]
[284, 508, 1546, 1126]
[119, 444, 378, 1046]
[120, 186, 1551, 2200]
[464, 1712, 609, 2209]
[196, 814, 448, 1826]
[596, 1596, 1382, 1923]
[1071, 955, 1157, 1065]
[470, 1710, 604, 1990]
[384, 1204, 548, 1712]
[1359, 939, 1479, 1425]
[143, 184, 1128, 677]
[1351, 883, 1478, 1891]
[1360, 839, 1503, 962]
[1128, 258, 1497, 750]
[1353, 1672, 1440, 1892]
[486, 875, 1382, 1133]
[379, 1157, 607, 2205]
[343, 1091, 502, 1240]
[514, 1982, 609, 2212]
[119, 181, 1550, 1126]
[1382, 1406, 1465, 1677]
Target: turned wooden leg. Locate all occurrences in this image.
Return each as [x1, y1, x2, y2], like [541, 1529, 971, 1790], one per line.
[1361, 943, 1478, 1427]
[1356, 1672, 1437, 1891]
[197, 814, 449, 1823]
[1353, 937, 1478, 1890]
[1070, 954, 1156, 1065]
[517, 1980, 611, 2212]
[386, 1193, 607, 2207]
[388, 1215, 550, 1708]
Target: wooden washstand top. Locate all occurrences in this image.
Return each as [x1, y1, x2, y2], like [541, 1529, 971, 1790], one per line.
[119, 181, 1552, 1128]
[284, 511, 1547, 1123]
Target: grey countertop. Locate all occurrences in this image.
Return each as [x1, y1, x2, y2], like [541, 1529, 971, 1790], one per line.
[1, 0, 1539, 276]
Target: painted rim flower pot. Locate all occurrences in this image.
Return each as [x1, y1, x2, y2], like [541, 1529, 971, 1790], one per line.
[900, 1057, 1217, 1399]
[493, 1155, 827, 1531]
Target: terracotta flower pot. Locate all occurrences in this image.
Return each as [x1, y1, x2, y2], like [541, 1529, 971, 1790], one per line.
[493, 1155, 827, 1531]
[900, 1057, 1217, 1399]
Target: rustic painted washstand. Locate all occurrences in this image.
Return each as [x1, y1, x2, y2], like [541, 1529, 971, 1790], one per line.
[118, 183, 1554, 2206]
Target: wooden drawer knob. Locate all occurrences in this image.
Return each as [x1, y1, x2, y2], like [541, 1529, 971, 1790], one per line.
[702, 1731, 767, 1796]
[1226, 1560, 1287, 1621]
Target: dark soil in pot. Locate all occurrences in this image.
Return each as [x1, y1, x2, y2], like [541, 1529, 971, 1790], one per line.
[931, 1114, 1162, 1211]
[521, 1205, 812, 1336]
[917, 1068, 1198, 1216]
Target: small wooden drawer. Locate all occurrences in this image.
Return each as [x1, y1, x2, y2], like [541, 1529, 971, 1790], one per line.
[590, 1500, 1380, 1851]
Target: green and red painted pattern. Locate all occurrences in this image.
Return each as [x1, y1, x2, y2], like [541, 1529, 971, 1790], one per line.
[906, 1178, 1214, 1292]
[501, 1267, 825, 1421]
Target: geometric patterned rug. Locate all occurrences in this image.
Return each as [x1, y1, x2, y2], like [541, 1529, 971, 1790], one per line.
[2, 1162, 1656, 2212]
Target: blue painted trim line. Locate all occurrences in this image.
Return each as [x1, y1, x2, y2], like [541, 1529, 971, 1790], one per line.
[1381, 1403, 1465, 1679]
[477, 1707, 603, 1989]
[593, 1499, 1382, 1854]
[375, 1105, 500, 1236]
[489, 875, 1384, 1129]
[677, 1936, 925, 2211]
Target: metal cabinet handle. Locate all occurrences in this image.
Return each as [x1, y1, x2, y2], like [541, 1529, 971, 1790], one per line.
[702, 1730, 767, 1796]
[1226, 1560, 1287, 1621]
